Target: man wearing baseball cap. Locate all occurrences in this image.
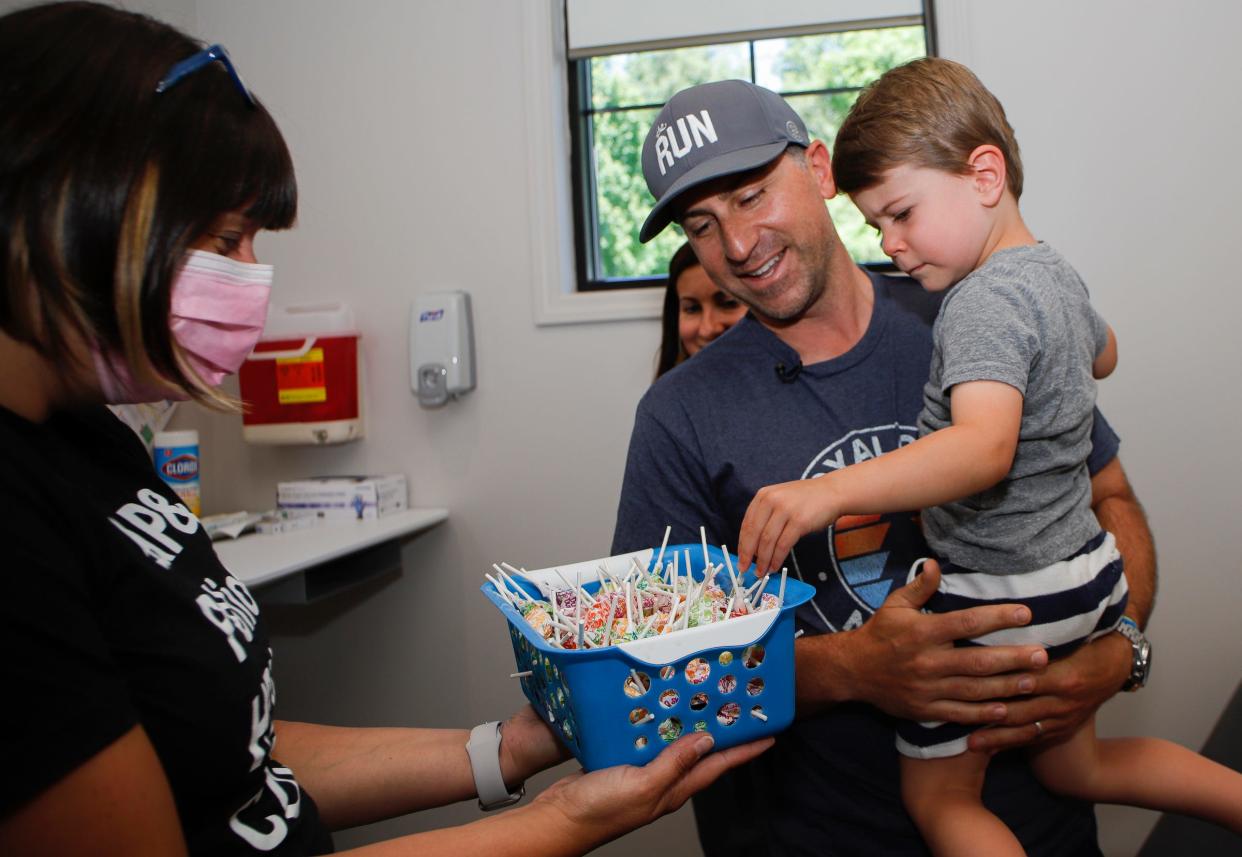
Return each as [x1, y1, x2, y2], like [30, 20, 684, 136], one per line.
[612, 80, 1154, 856]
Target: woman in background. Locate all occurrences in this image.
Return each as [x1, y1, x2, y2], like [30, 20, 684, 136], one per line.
[0, 4, 769, 855]
[655, 242, 748, 379]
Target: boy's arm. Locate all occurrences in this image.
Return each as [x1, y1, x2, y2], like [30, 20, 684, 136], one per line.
[738, 380, 1023, 574]
[1093, 324, 1118, 379]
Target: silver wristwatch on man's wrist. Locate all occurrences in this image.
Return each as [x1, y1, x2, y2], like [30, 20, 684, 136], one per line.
[1115, 616, 1152, 692]
[466, 721, 525, 811]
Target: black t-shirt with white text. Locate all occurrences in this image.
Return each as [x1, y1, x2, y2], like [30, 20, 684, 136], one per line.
[0, 405, 331, 855]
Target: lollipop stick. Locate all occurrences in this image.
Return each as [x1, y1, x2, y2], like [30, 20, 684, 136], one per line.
[502, 562, 547, 598]
[498, 569, 530, 602]
[699, 526, 711, 573]
[575, 570, 583, 648]
[485, 573, 514, 605]
[721, 548, 742, 613]
[603, 595, 617, 647]
[654, 525, 671, 572]
[777, 567, 787, 608]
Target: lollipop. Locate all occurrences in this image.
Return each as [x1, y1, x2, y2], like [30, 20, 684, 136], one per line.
[521, 602, 555, 639]
[489, 534, 788, 651]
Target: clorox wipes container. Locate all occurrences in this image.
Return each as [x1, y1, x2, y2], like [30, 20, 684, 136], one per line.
[154, 429, 201, 516]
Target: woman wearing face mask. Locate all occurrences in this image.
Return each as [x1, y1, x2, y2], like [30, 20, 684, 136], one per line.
[0, 4, 770, 855]
[654, 242, 748, 379]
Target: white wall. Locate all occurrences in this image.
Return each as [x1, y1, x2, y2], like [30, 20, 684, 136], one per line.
[17, 0, 1235, 854]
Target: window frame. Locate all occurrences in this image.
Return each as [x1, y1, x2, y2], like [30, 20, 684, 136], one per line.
[567, 10, 938, 293]
[520, 0, 940, 327]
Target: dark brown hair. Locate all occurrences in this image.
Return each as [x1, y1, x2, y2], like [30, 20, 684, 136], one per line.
[833, 57, 1023, 199]
[655, 241, 702, 380]
[0, 1, 297, 406]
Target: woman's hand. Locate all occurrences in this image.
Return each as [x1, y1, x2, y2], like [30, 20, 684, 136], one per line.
[533, 733, 774, 852]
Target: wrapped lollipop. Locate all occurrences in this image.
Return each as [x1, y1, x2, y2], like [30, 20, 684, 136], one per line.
[521, 601, 555, 639]
[652, 590, 675, 613]
[687, 597, 717, 628]
[583, 601, 610, 633]
[657, 717, 683, 743]
[554, 588, 578, 614]
[639, 590, 657, 616]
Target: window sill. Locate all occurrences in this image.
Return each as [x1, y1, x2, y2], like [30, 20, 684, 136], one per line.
[523, 1, 662, 326]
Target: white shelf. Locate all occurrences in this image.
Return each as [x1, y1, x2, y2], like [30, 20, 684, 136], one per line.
[214, 507, 449, 591]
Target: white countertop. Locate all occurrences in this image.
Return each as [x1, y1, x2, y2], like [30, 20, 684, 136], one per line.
[213, 507, 449, 589]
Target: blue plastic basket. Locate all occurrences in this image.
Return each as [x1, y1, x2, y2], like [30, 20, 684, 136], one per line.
[482, 544, 814, 771]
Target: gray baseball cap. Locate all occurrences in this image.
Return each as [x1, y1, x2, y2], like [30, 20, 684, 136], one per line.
[639, 79, 809, 243]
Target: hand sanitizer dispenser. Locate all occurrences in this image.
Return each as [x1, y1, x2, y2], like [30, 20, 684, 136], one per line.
[410, 291, 475, 407]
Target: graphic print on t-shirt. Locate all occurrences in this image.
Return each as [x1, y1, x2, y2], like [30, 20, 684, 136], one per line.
[108, 487, 200, 569]
[795, 422, 928, 632]
[229, 648, 303, 851]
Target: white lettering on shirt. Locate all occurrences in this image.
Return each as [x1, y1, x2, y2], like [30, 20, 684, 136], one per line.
[229, 650, 300, 851]
[196, 575, 260, 663]
[228, 765, 302, 851]
[805, 424, 921, 475]
[247, 652, 277, 772]
[107, 487, 199, 570]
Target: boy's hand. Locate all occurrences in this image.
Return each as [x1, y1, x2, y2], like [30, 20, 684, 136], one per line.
[738, 476, 841, 575]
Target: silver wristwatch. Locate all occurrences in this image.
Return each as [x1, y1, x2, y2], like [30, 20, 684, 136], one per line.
[466, 721, 525, 811]
[1116, 616, 1152, 692]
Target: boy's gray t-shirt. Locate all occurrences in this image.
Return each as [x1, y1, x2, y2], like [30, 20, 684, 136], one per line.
[919, 243, 1110, 574]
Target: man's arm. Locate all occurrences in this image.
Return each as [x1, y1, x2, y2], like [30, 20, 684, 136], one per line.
[967, 456, 1157, 752]
[1091, 456, 1155, 625]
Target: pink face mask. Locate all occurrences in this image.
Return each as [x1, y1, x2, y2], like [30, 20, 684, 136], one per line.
[94, 250, 274, 403]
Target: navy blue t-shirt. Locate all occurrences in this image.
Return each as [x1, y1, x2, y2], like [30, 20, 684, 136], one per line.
[612, 272, 1117, 856]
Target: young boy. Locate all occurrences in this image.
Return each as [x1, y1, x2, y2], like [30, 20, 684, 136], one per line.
[736, 57, 1242, 855]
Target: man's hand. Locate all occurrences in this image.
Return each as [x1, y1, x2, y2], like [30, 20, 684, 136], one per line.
[797, 561, 1048, 724]
[968, 631, 1130, 753]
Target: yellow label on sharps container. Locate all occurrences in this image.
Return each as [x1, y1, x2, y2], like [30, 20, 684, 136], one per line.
[276, 347, 328, 404]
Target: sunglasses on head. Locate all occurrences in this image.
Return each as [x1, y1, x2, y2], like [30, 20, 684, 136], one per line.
[155, 43, 255, 107]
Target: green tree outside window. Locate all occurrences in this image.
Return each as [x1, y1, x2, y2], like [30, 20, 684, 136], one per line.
[581, 26, 926, 283]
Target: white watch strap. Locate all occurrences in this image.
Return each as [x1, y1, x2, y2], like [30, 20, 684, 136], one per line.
[466, 721, 524, 811]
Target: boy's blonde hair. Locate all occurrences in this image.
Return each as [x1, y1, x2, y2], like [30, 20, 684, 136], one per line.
[833, 57, 1023, 199]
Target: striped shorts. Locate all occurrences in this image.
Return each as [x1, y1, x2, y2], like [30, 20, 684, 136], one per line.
[895, 530, 1128, 760]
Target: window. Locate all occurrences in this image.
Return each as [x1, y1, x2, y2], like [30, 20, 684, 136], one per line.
[566, 2, 935, 292]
